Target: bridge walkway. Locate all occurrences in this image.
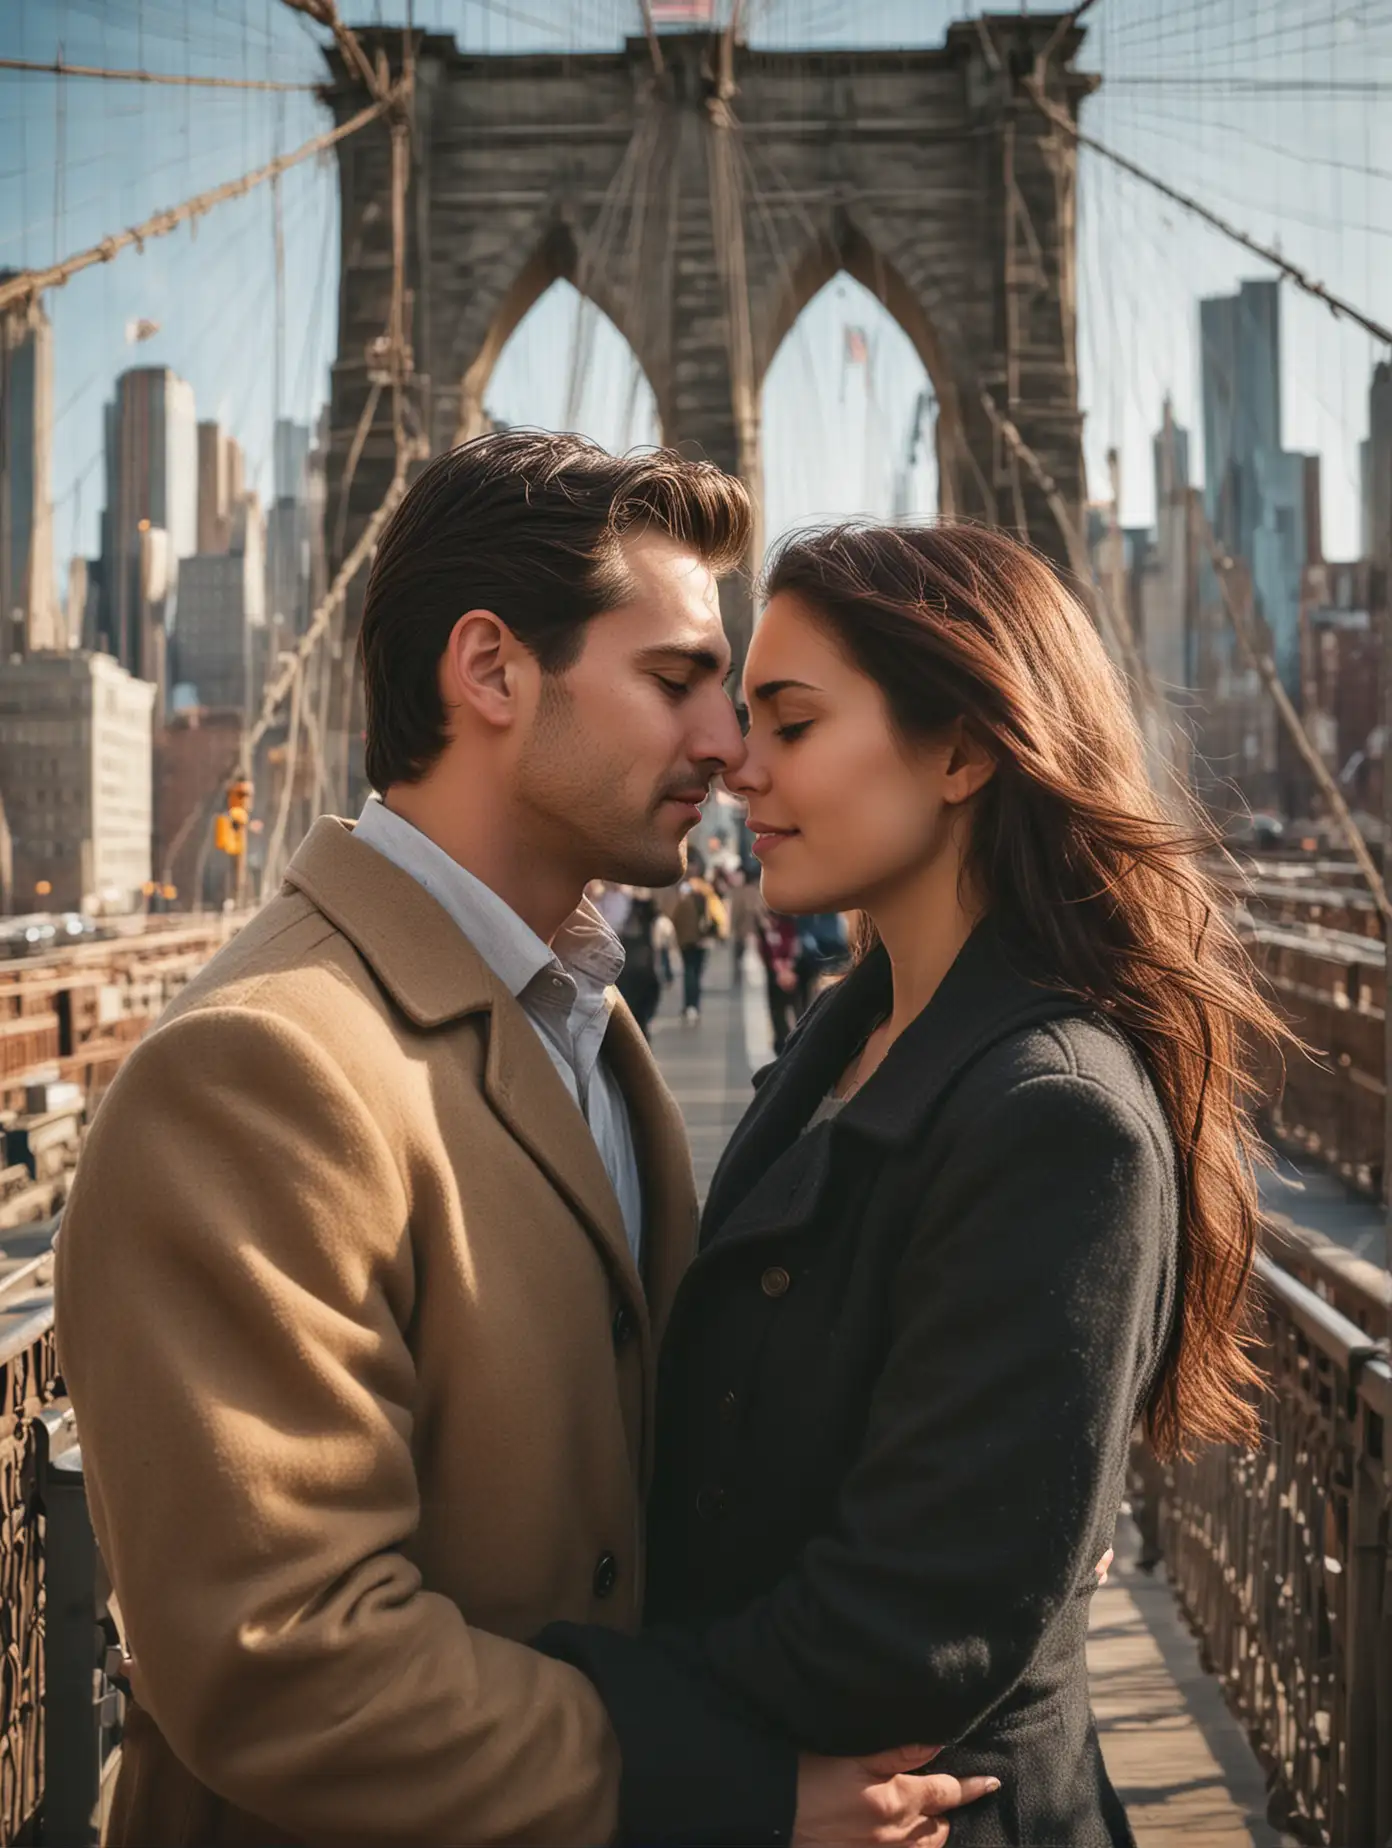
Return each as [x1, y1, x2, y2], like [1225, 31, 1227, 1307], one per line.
[647, 944, 1292, 1848]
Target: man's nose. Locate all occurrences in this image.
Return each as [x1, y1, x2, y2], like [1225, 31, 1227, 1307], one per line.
[696, 690, 749, 775]
[723, 743, 767, 799]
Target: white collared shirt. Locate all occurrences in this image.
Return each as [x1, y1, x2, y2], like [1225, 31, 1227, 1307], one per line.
[354, 799, 644, 1268]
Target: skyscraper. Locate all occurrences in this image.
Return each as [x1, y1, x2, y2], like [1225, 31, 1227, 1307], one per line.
[174, 493, 265, 715]
[266, 417, 314, 639]
[273, 417, 311, 504]
[196, 421, 246, 555]
[99, 366, 197, 681]
[1364, 361, 1392, 566]
[1198, 279, 1314, 697]
[0, 286, 58, 655]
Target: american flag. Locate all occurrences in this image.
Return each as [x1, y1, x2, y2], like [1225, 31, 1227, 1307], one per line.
[844, 325, 869, 365]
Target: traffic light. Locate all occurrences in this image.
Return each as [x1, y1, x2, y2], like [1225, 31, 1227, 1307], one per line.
[215, 778, 254, 858]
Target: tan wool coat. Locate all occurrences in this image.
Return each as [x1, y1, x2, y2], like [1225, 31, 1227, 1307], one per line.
[55, 817, 700, 1847]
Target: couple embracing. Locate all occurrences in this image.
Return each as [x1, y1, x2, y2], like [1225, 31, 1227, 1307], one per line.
[57, 431, 1276, 1848]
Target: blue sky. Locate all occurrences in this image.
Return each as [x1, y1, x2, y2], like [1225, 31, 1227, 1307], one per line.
[3, 0, 1390, 600]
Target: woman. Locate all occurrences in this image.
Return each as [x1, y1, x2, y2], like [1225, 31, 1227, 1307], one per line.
[757, 907, 807, 1053]
[541, 522, 1281, 1846]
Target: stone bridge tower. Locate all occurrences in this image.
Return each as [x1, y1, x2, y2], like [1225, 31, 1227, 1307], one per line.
[324, 16, 1095, 791]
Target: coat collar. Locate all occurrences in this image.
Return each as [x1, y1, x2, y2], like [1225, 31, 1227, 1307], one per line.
[703, 918, 1087, 1248]
[283, 818, 695, 1346]
[284, 816, 496, 1027]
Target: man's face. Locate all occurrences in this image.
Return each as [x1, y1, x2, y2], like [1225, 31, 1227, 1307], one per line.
[512, 534, 746, 888]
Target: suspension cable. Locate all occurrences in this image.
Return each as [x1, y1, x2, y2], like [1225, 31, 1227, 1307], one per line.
[0, 88, 399, 316]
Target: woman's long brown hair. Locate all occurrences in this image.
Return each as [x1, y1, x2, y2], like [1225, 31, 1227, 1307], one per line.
[763, 520, 1285, 1458]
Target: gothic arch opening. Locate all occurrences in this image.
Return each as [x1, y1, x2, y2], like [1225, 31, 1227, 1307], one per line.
[761, 271, 938, 553]
[480, 278, 661, 455]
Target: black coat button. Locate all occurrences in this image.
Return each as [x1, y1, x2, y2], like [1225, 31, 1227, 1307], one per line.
[717, 1388, 739, 1422]
[611, 1304, 636, 1347]
[592, 1551, 619, 1598]
[696, 1484, 728, 1521]
[761, 1265, 792, 1298]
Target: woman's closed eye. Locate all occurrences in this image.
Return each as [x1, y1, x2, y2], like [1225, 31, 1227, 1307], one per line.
[774, 719, 813, 742]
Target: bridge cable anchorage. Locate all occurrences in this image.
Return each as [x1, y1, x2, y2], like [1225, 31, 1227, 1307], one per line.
[1033, 0, 1099, 86]
[278, 0, 388, 103]
[0, 55, 320, 91]
[1022, 71, 1392, 351]
[706, 9, 763, 588]
[637, 0, 665, 78]
[0, 87, 401, 317]
[238, 1, 423, 825]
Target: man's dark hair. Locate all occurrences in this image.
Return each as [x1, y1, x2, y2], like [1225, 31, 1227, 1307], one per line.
[360, 430, 752, 790]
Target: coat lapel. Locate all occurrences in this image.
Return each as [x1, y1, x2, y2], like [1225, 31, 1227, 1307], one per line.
[283, 817, 645, 1316]
[701, 950, 889, 1242]
[477, 989, 645, 1312]
[701, 923, 1088, 1252]
[602, 1001, 699, 1347]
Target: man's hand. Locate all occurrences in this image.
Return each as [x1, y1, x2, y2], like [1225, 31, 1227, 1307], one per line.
[788, 1547, 1107, 1845]
[792, 1744, 999, 1847]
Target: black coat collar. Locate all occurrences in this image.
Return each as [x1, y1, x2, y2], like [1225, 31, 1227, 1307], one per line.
[702, 919, 1087, 1248]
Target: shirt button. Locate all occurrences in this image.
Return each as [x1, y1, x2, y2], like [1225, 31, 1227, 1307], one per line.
[592, 1551, 619, 1599]
[761, 1265, 792, 1298]
[612, 1304, 636, 1348]
[717, 1389, 739, 1422]
[696, 1484, 728, 1521]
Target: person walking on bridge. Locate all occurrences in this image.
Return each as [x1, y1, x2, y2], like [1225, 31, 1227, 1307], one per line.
[55, 435, 984, 1848]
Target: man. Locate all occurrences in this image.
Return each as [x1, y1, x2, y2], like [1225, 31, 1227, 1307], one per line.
[57, 434, 977, 1846]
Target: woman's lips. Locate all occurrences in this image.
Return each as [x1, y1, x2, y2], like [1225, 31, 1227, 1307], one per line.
[751, 828, 799, 858]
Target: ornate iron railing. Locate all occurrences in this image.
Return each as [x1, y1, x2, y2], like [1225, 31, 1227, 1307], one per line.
[0, 1271, 61, 1842]
[0, 1225, 120, 1847]
[1140, 1255, 1392, 1846]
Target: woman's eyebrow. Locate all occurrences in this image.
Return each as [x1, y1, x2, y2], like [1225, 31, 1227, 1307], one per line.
[751, 678, 820, 702]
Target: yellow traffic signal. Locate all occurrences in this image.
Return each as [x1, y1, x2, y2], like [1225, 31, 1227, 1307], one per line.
[214, 814, 245, 857]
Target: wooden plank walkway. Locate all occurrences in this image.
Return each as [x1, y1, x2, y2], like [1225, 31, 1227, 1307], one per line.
[649, 945, 1291, 1848]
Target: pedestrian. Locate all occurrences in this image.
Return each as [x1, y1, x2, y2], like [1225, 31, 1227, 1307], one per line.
[670, 857, 727, 1022]
[726, 864, 765, 988]
[616, 890, 661, 1038]
[757, 906, 805, 1051]
[57, 435, 959, 1848]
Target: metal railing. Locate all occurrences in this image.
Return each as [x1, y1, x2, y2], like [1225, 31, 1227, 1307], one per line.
[0, 1289, 60, 1842]
[1138, 1255, 1392, 1846]
[0, 1227, 120, 1846]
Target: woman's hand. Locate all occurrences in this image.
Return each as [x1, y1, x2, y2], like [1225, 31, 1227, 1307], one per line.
[792, 1744, 999, 1846]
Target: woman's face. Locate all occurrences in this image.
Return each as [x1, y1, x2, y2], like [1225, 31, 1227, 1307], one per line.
[726, 591, 987, 918]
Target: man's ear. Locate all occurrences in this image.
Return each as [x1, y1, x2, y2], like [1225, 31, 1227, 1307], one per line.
[942, 720, 997, 806]
[440, 609, 527, 732]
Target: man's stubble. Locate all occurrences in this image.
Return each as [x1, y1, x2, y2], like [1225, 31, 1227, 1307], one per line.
[514, 673, 690, 890]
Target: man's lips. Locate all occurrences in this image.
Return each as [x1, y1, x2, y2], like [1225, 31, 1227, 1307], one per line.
[662, 791, 708, 822]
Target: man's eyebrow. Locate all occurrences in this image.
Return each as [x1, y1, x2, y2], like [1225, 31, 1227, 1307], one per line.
[751, 678, 820, 701]
[634, 644, 728, 674]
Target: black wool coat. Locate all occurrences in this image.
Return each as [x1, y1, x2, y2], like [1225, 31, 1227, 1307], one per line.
[541, 920, 1179, 1847]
